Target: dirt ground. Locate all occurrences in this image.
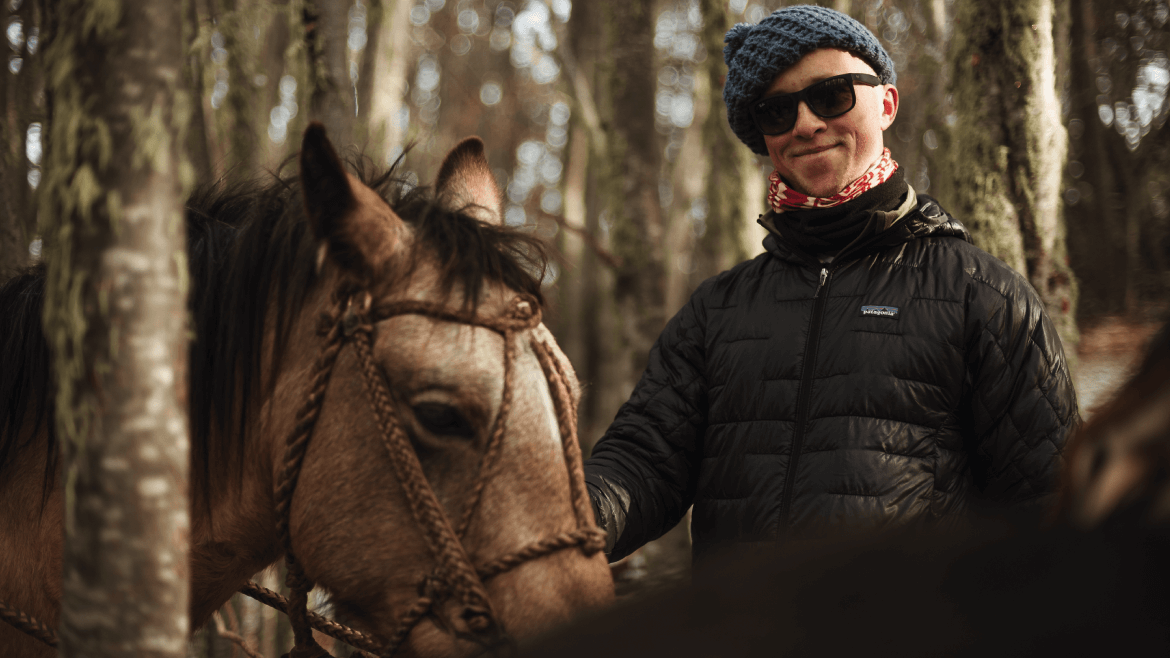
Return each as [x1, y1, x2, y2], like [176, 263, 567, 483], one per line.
[1074, 315, 1163, 416]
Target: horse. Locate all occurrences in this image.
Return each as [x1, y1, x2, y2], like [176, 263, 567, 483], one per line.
[513, 323, 1170, 657]
[0, 124, 613, 657]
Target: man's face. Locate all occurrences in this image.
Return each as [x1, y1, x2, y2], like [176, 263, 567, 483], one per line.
[761, 48, 899, 198]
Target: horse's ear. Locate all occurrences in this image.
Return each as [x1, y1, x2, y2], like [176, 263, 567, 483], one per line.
[300, 122, 399, 280]
[301, 122, 356, 239]
[436, 136, 503, 226]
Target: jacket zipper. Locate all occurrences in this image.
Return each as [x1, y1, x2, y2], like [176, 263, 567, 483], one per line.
[779, 265, 833, 531]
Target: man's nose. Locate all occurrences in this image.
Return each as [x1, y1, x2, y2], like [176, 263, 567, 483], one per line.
[791, 101, 827, 138]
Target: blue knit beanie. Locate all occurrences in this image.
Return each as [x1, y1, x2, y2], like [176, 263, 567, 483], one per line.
[723, 5, 896, 156]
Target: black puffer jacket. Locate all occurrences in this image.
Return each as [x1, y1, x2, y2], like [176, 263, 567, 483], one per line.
[585, 195, 1078, 562]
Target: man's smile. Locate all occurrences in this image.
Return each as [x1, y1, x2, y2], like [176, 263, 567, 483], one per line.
[791, 143, 839, 157]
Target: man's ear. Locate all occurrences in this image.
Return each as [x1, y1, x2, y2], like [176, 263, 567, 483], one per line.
[300, 122, 401, 281]
[879, 85, 899, 131]
[436, 136, 504, 226]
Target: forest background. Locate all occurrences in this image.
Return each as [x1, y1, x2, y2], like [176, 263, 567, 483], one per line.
[0, 0, 1167, 655]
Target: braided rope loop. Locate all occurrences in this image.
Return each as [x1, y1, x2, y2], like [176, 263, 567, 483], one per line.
[532, 339, 607, 534]
[0, 598, 58, 648]
[241, 581, 382, 654]
[273, 306, 348, 657]
[352, 326, 497, 629]
[455, 328, 515, 539]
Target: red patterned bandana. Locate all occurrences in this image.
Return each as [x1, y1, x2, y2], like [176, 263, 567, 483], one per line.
[767, 148, 899, 213]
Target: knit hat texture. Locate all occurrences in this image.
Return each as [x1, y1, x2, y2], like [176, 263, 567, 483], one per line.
[723, 5, 896, 156]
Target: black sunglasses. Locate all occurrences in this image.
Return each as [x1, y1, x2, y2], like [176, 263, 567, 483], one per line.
[749, 73, 883, 136]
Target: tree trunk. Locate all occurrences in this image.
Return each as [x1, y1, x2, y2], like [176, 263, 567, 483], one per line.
[40, 1, 191, 655]
[599, 0, 666, 399]
[692, 0, 752, 284]
[307, 0, 355, 148]
[564, 0, 614, 444]
[1064, 0, 1128, 318]
[0, 0, 43, 281]
[350, 0, 379, 148]
[944, 0, 1078, 351]
[183, 0, 214, 183]
[0, 0, 20, 282]
[365, 0, 412, 164]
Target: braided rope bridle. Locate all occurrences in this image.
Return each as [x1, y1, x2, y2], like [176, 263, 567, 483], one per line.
[1, 289, 605, 658]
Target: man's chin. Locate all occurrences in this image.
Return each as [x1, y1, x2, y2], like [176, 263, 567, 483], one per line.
[783, 162, 850, 198]
[790, 177, 848, 198]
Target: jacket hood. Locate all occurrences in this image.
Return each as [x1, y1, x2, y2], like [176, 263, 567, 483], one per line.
[762, 193, 972, 266]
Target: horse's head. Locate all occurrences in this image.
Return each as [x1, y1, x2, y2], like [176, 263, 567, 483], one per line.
[265, 124, 612, 656]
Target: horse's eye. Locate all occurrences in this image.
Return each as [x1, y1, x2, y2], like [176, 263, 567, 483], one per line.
[411, 402, 475, 438]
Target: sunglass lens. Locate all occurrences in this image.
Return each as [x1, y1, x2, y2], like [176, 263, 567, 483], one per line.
[752, 96, 796, 135]
[807, 77, 856, 118]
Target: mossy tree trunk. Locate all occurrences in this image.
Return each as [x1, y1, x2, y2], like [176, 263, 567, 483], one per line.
[598, 0, 666, 400]
[692, 0, 752, 284]
[307, 0, 355, 148]
[40, 1, 192, 655]
[183, 0, 214, 183]
[944, 0, 1078, 350]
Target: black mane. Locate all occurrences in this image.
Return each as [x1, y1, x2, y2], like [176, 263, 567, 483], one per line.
[0, 157, 547, 506]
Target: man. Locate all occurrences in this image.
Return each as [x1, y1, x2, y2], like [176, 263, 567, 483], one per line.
[584, 5, 1078, 563]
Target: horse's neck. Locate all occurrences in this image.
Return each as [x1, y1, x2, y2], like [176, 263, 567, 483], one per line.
[0, 430, 63, 652]
[188, 424, 281, 627]
[186, 299, 325, 627]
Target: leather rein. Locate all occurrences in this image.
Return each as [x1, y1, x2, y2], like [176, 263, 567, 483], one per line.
[1, 289, 605, 658]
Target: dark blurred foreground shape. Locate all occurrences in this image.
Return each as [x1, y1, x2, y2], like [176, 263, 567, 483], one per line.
[515, 520, 1170, 657]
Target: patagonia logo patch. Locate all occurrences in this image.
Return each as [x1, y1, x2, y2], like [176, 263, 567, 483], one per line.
[860, 305, 899, 318]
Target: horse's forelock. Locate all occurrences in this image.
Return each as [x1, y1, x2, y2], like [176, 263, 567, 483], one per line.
[364, 166, 548, 313]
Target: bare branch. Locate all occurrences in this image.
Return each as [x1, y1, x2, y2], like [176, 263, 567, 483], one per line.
[541, 212, 623, 269]
[213, 611, 264, 658]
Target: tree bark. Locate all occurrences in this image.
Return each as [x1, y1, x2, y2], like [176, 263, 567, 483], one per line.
[0, 0, 42, 281]
[364, 0, 412, 163]
[1064, 0, 1128, 318]
[563, 0, 616, 443]
[183, 0, 214, 183]
[944, 0, 1078, 350]
[599, 0, 666, 399]
[40, 1, 191, 655]
[0, 0, 20, 282]
[692, 0, 752, 285]
[307, 0, 355, 148]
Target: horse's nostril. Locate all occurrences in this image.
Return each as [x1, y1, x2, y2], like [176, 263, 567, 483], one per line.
[464, 609, 492, 632]
[456, 607, 515, 654]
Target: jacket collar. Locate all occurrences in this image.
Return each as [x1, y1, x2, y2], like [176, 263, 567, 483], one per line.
[760, 190, 972, 267]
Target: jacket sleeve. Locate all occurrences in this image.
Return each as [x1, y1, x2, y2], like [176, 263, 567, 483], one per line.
[584, 290, 708, 562]
[964, 264, 1079, 508]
